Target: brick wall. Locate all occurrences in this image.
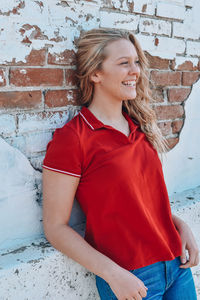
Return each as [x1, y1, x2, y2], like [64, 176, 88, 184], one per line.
[0, 0, 200, 172]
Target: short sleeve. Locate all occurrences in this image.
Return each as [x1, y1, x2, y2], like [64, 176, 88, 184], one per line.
[43, 125, 82, 178]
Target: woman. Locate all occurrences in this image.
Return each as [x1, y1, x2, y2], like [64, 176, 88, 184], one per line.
[42, 28, 199, 300]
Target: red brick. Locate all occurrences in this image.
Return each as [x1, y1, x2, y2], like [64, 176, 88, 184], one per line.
[151, 71, 181, 86]
[168, 88, 191, 102]
[142, 4, 147, 12]
[10, 68, 64, 86]
[20, 24, 48, 40]
[151, 87, 164, 103]
[0, 69, 6, 86]
[48, 50, 76, 66]
[145, 52, 170, 70]
[171, 60, 198, 71]
[182, 71, 200, 86]
[22, 36, 32, 44]
[172, 120, 184, 134]
[154, 105, 184, 120]
[0, 49, 46, 66]
[0, 91, 42, 109]
[166, 137, 179, 149]
[44, 89, 78, 107]
[65, 69, 78, 86]
[23, 49, 46, 66]
[157, 121, 172, 136]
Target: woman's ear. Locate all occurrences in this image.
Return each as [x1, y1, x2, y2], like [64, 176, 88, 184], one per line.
[90, 70, 101, 83]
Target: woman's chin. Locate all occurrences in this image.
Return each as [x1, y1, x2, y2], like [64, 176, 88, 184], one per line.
[123, 93, 137, 101]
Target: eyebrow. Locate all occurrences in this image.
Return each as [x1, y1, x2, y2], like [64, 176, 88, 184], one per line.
[116, 56, 139, 61]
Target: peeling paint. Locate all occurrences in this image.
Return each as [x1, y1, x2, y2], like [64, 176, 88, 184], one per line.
[0, 1, 25, 16]
[0, 0, 100, 64]
[173, 57, 199, 70]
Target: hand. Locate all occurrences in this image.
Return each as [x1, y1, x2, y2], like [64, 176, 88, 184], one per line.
[175, 219, 199, 269]
[107, 267, 148, 300]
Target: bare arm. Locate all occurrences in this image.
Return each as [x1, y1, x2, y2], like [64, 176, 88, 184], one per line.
[172, 214, 199, 268]
[43, 169, 148, 300]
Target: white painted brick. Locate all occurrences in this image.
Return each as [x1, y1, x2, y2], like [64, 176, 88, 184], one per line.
[110, 0, 129, 11]
[101, 0, 155, 14]
[173, 8, 200, 39]
[135, 34, 156, 52]
[169, 0, 185, 5]
[7, 132, 55, 157]
[17, 107, 79, 134]
[157, 2, 185, 20]
[136, 34, 185, 59]
[187, 41, 200, 56]
[100, 11, 139, 31]
[139, 18, 171, 36]
[185, 0, 194, 7]
[25, 132, 53, 154]
[131, 0, 155, 15]
[101, 0, 130, 12]
[5, 136, 26, 156]
[18, 111, 70, 134]
[0, 114, 16, 137]
[154, 36, 185, 55]
[173, 22, 199, 39]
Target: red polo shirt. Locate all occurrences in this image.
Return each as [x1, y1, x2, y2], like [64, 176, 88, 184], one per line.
[43, 106, 182, 270]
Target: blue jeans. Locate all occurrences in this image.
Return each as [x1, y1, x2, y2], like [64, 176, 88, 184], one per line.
[96, 256, 197, 299]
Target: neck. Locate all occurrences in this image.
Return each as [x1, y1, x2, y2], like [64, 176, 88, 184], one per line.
[88, 92, 124, 124]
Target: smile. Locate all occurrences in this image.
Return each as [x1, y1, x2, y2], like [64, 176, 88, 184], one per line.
[122, 80, 136, 87]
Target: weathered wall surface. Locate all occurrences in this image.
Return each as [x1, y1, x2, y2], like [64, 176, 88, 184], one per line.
[0, 137, 42, 250]
[0, 0, 200, 171]
[0, 0, 200, 289]
[164, 78, 200, 195]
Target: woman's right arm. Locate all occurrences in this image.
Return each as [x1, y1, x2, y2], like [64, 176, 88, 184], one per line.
[42, 168, 148, 300]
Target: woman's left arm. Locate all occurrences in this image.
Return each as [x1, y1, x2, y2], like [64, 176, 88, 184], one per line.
[172, 214, 199, 268]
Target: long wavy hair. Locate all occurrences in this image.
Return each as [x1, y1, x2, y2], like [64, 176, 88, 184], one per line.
[75, 28, 167, 153]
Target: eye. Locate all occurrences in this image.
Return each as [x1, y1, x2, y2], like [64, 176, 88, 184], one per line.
[120, 61, 129, 65]
[135, 60, 140, 65]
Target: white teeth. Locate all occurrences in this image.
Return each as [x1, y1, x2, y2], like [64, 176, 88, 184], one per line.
[122, 80, 136, 87]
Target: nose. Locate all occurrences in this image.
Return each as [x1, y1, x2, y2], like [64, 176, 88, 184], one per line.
[129, 62, 140, 77]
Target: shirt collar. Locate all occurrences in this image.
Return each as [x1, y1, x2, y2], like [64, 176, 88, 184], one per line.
[79, 106, 138, 133]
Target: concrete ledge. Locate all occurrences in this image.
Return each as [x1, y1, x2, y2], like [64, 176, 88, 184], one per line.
[0, 237, 99, 300]
[170, 186, 200, 297]
[0, 187, 200, 300]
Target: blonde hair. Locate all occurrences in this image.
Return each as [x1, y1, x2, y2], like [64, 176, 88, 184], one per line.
[75, 28, 167, 153]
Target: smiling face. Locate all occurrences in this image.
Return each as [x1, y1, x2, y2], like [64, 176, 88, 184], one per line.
[91, 38, 141, 103]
